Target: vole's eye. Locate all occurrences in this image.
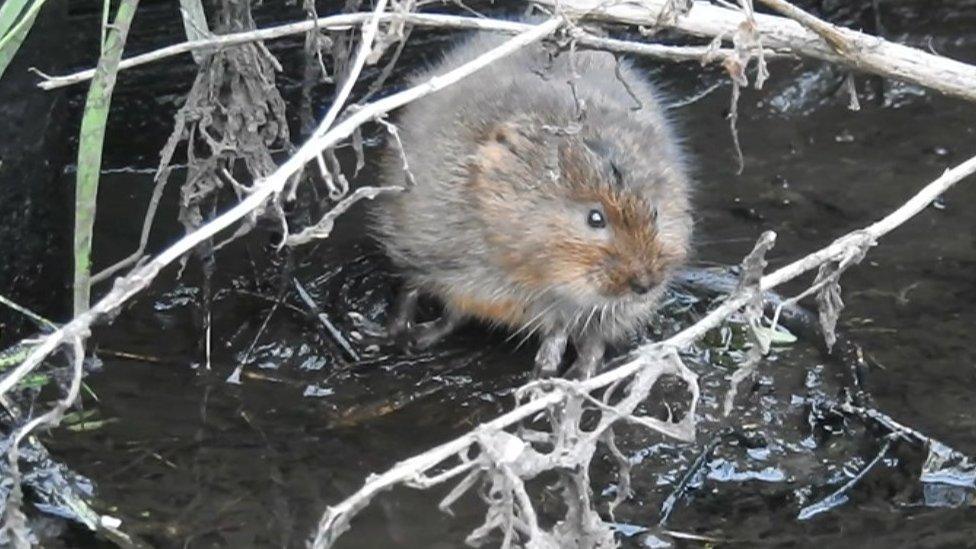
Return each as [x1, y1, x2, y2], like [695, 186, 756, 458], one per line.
[587, 209, 607, 229]
[651, 207, 659, 221]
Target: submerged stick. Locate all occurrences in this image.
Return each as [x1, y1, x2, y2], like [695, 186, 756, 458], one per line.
[0, 293, 55, 330]
[797, 435, 895, 520]
[293, 278, 360, 362]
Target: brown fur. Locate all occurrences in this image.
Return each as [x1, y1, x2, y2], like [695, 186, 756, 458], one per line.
[446, 292, 526, 328]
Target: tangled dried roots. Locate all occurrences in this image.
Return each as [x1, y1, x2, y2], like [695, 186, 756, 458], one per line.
[157, 0, 291, 239]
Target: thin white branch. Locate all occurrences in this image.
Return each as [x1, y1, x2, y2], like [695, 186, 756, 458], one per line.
[313, 0, 389, 138]
[285, 185, 402, 246]
[305, 0, 388, 206]
[0, 294, 56, 330]
[535, 0, 976, 102]
[309, 152, 976, 547]
[0, 17, 566, 399]
[37, 12, 768, 91]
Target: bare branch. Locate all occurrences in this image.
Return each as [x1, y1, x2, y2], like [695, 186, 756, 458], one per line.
[0, 294, 56, 330]
[313, 0, 389, 140]
[536, 0, 976, 103]
[37, 12, 781, 91]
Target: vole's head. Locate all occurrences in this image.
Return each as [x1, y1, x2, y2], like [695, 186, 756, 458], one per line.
[469, 119, 692, 308]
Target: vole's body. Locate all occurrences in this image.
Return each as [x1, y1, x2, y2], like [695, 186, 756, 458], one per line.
[372, 33, 692, 376]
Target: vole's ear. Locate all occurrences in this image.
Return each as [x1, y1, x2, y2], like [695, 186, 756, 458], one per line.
[475, 121, 526, 172]
[582, 138, 624, 187]
[582, 137, 610, 158]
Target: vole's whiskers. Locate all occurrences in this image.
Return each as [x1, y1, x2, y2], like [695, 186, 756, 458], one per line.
[581, 305, 598, 334]
[509, 297, 559, 348]
[514, 314, 550, 350]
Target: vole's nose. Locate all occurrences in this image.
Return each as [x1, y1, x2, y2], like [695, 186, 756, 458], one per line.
[629, 270, 664, 295]
[628, 275, 653, 295]
[629, 279, 651, 295]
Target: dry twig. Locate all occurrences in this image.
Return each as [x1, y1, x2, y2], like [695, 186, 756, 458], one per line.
[37, 12, 783, 91]
[535, 0, 976, 102]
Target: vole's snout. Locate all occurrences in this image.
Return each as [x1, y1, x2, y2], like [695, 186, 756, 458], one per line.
[627, 270, 665, 296]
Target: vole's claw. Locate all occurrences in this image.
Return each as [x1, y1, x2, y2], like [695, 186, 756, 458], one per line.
[565, 334, 608, 380]
[402, 314, 462, 352]
[531, 361, 559, 379]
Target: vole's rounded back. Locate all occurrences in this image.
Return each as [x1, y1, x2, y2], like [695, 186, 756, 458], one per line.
[372, 31, 692, 356]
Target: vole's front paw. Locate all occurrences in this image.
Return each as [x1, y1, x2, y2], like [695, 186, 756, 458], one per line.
[533, 331, 569, 378]
[563, 335, 607, 380]
[406, 324, 442, 352]
[386, 287, 420, 344]
[386, 317, 410, 342]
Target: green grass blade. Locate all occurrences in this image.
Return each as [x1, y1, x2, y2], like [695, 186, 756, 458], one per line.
[0, 0, 47, 80]
[0, 0, 32, 36]
[73, 0, 141, 315]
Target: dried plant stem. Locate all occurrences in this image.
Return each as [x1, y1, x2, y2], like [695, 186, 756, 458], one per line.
[314, 0, 388, 137]
[37, 12, 774, 91]
[285, 185, 401, 246]
[0, 293, 55, 330]
[765, 162, 976, 288]
[311, 0, 388, 193]
[535, 0, 976, 103]
[309, 153, 976, 546]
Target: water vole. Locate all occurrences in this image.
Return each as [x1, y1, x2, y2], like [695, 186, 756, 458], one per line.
[371, 32, 692, 377]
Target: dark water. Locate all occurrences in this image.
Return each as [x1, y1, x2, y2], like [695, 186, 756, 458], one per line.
[8, 1, 976, 547]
